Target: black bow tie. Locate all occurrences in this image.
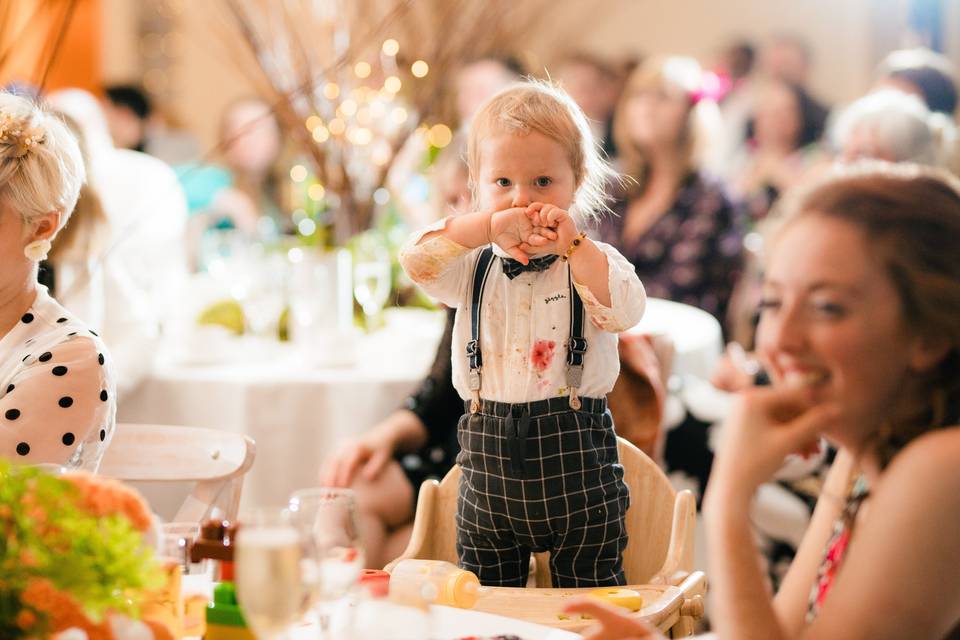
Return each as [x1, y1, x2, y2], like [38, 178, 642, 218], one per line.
[501, 254, 559, 279]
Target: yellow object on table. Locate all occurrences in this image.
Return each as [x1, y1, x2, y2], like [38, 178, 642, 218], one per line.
[588, 587, 644, 612]
[141, 560, 183, 639]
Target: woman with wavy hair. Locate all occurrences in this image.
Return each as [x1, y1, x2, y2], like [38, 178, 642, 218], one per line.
[567, 162, 960, 639]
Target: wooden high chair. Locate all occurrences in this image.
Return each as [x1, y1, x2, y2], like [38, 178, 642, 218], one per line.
[386, 437, 706, 636]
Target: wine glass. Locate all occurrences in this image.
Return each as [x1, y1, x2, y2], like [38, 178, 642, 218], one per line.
[234, 509, 320, 640]
[352, 233, 392, 330]
[288, 488, 364, 638]
[243, 251, 288, 338]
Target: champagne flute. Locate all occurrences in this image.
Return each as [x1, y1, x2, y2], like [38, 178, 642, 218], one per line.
[352, 233, 392, 330]
[234, 509, 319, 640]
[288, 488, 364, 638]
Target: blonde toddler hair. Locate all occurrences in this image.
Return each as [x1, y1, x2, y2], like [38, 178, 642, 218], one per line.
[0, 92, 84, 234]
[466, 80, 619, 220]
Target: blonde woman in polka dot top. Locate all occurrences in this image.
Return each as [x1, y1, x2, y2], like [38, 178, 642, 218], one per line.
[0, 92, 115, 471]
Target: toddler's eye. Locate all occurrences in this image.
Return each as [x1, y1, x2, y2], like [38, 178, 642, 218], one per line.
[496, 178, 511, 187]
[535, 176, 552, 188]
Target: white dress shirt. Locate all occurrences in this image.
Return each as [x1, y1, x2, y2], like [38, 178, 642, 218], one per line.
[400, 219, 646, 404]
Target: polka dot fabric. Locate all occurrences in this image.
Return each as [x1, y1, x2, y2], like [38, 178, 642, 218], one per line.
[0, 287, 116, 471]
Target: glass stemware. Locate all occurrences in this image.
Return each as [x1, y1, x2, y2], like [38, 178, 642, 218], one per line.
[288, 487, 364, 637]
[352, 232, 392, 330]
[234, 509, 320, 640]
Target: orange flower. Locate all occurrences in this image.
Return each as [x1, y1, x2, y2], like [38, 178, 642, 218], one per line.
[21, 578, 112, 640]
[62, 472, 153, 532]
[15, 608, 37, 630]
[18, 548, 38, 567]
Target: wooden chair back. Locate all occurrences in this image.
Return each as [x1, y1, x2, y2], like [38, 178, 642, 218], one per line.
[98, 423, 256, 522]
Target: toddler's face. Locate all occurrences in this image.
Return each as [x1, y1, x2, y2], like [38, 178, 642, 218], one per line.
[475, 130, 576, 213]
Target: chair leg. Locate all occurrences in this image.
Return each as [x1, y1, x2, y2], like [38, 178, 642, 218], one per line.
[670, 616, 695, 637]
[533, 551, 551, 587]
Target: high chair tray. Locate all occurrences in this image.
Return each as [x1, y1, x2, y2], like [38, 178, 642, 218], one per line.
[473, 575, 705, 634]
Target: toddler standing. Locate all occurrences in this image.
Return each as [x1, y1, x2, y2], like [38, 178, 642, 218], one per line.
[400, 82, 645, 587]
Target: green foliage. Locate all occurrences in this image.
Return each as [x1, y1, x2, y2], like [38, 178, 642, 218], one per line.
[0, 461, 163, 638]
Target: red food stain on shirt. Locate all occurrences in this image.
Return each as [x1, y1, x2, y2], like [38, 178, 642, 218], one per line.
[530, 340, 556, 372]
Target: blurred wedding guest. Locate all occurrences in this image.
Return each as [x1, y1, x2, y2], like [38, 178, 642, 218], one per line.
[566, 162, 960, 640]
[0, 92, 116, 470]
[321, 143, 470, 569]
[42, 113, 158, 396]
[102, 84, 152, 152]
[454, 55, 524, 126]
[730, 79, 827, 223]
[46, 89, 188, 328]
[705, 39, 758, 174]
[761, 32, 814, 88]
[831, 89, 957, 167]
[103, 84, 200, 165]
[176, 97, 286, 266]
[554, 52, 623, 157]
[599, 56, 743, 331]
[875, 47, 957, 117]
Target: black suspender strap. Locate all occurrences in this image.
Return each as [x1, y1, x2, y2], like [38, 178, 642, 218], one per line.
[566, 266, 587, 410]
[466, 248, 588, 412]
[467, 247, 495, 413]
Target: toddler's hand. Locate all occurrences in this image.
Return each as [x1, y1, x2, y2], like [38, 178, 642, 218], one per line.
[521, 203, 579, 256]
[490, 206, 557, 263]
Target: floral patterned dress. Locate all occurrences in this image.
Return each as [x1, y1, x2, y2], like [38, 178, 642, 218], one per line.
[597, 172, 745, 334]
[807, 475, 960, 638]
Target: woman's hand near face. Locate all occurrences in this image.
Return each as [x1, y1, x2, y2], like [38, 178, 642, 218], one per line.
[709, 383, 842, 495]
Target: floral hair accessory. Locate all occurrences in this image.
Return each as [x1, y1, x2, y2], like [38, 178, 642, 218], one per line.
[688, 70, 730, 104]
[0, 111, 45, 158]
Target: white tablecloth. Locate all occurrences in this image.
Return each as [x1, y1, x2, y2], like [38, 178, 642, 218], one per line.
[119, 300, 721, 515]
[119, 309, 447, 513]
[627, 298, 724, 381]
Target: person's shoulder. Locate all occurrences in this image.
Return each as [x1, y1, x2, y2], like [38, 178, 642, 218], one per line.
[34, 291, 109, 359]
[882, 427, 960, 498]
[590, 238, 628, 259]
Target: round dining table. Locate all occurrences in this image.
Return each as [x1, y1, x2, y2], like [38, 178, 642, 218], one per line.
[119, 300, 722, 516]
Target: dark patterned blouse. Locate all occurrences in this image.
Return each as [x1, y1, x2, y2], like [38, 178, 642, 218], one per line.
[597, 172, 745, 333]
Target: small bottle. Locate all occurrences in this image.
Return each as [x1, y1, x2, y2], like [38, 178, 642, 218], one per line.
[388, 559, 481, 609]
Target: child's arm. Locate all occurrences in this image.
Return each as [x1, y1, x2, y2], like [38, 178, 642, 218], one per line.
[567, 236, 613, 305]
[398, 217, 475, 308]
[572, 242, 646, 333]
[417, 211, 492, 250]
[419, 208, 555, 264]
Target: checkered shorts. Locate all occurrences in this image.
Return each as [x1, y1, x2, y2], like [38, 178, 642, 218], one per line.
[455, 396, 630, 588]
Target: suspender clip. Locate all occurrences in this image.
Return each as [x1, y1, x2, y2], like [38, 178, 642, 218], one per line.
[568, 387, 582, 410]
[466, 339, 480, 357]
[568, 337, 588, 355]
[468, 368, 481, 414]
[470, 391, 480, 414]
[566, 364, 584, 389]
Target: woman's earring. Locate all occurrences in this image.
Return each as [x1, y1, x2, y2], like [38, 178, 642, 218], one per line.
[23, 239, 52, 261]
